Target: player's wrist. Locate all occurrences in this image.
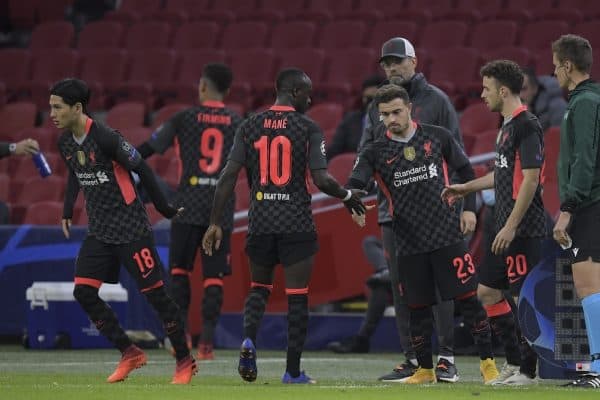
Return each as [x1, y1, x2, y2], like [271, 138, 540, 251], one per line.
[8, 143, 16, 154]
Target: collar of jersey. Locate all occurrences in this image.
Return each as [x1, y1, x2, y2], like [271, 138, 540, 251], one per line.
[511, 104, 527, 118]
[270, 105, 295, 111]
[385, 121, 417, 141]
[202, 100, 225, 108]
[84, 117, 93, 133]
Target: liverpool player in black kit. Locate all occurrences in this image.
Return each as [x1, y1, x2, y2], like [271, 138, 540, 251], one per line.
[202, 68, 367, 384]
[137, 63, 242, 360]
[349, 84, 499, 384]
[52, 79, 196, 384]
[442, 60, 546, 385]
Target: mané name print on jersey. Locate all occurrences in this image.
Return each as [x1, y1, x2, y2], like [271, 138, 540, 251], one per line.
[351, 124, 469, 256]
[148, 103, 242, 230]
[58, 120, 151, 244]
[493, 108, 546, 238]
[228, 106, 327, 235]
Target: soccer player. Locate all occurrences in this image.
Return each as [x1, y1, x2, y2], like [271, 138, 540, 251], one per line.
[350, 84, 499, 384]
[52, 78, 196, 384]
[202, 68, 367, 384]
[137, 63, 242, 360]
[551, 34, 600, 389]
[360, 37, 462, 382]
[442, 60, 546, 385]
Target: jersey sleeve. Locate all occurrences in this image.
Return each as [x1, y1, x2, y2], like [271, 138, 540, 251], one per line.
[228, 122, 246, 164]
[308, 121, 328, 170]
[97, 129, 143, 171]
[348, 145, 375, 187]
[440, 127, 470, 171]
[517, 120, 544, 170]
[147, 117, 178, 154]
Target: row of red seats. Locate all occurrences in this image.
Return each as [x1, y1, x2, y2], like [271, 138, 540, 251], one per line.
[3, 44, 583, 112]
[99, 0, 600, 25]
[25, 17, 600, 53]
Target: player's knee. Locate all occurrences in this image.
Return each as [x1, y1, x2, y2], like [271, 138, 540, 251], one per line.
[73, 284, 99, 305]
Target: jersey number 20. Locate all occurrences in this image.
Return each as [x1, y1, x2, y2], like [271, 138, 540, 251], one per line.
[254, 135, 292, 186]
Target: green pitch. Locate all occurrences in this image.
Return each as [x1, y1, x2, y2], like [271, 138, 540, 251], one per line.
[0, 345, 597, 400]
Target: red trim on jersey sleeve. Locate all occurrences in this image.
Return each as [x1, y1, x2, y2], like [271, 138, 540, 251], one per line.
[484, 299, 511, 317]
[141, 280, 164, 293]
[74, 277, 102, 288]
[204, 278, 223, 288]
[374, 172, 394, 216]
[285, 287, 309, 295]
[201, 100, 225, 108]
[511, 105, 528, 118]
[174, 136, 182, 184]
[269, 105, 295, 111]
[112, 161, 136, 205]
[171, 268, 190, 276]
[251, 282, 273, 290]
[442, 159, 450, 186]
[512, 152, 523, 200]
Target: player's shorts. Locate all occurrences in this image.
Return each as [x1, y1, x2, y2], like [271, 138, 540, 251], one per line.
[397, 241, 478, 306]
[569, 200, 600, 263]
[169, 223, 232, 278]
[478, 236, 542, 295]
[75, 234, 163, 290]
[245, 231, 318, 267]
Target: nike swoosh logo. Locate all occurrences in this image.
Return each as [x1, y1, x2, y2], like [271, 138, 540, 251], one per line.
[509, 277, 521, 284]
[461, 276, 472, 284]
[386, 156, 399, 164]
[142, 270, 153, 279]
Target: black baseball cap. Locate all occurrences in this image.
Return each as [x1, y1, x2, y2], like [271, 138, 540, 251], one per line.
[379, 37, 416, 62]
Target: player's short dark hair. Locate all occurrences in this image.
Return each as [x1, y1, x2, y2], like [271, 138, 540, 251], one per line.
[50, 78, 91, 112]
[202, 63, 233, 93]
[276, 68, 309, 92]
[362, 75, 385, 90]
[480, 60, 524, 94]
[552, 34, 593, 74]
[373, 84, 410, 106]
[521, 67, 539, 88]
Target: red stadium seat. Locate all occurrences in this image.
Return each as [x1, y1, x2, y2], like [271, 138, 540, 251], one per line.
[7, 0, 37, 30]
[279, 48, 326, 83]
[469, 21, 518, 51]
[481, 47, 534, 70]
[104, 0, 162, 24]
[366, 20, 418, 49]
[229, 48, 276, 107]
[23, 201, 64, 225]
[466, 129, 499, 156]
[260, 0, 307, 13]
[505, 0, 556, 11]
[105, 102, 146, 131]
[0, 49, 31, 99]
[78, 48, 128, 109]
[0, 172, 9, 196]
[428, 47, 479, 96]
[36, 0, 73, 22]
[29, 21, 75, 49]
[12, 127, 60, 154]
[121, 127, 152, 147]
[540, 8, 584, 24]
[356, 0, 405, 14]
[171, 22, 220, 50]
[572, 20, 600, 47]
[151, 103, 191, 129]
[157, 49, 227, 105]
[0, 102, 37, 138]
[305, 0, 354, 14]
[419, 21, 468, 51]
[557, 1, 600, 19]
[460, 103, 500, 137]
[212, 0, 257, 13]
[270, 21, 317, 49]
[114, 49, 177, 108]
[519, 21, 570, 51]
[16, 175, 65, 204]
[77, 21, 125, 49]
[220, 21, 269, 50]
[324, 48, 377, 88]
[307, 103, 344, 131]
[27, 49, 79, 109]
[455, 0, 503, 19]
[124, 21, 172, 50]
[405, 0, 453, 18]
[327, 153, 356, 184]
[318, 20, 368, 49]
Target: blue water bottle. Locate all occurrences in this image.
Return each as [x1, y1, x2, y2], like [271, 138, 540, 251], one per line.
[32, 152, 52, 178]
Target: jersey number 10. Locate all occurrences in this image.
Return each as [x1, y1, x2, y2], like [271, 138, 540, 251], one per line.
[254, 135, 292, 186]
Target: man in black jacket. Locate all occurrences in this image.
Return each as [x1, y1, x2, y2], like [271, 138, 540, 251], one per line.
[360, 37, 464, 383]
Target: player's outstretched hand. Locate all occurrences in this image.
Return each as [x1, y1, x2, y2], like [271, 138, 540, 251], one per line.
[441, 184, 468, 204]
[202, 224, 223, 256]
[61, 218, 71, 239]
[343, 189, 368, 215]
